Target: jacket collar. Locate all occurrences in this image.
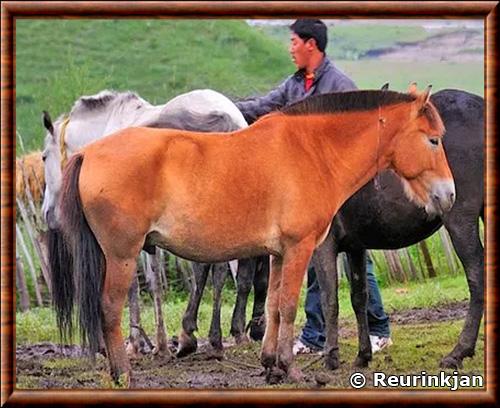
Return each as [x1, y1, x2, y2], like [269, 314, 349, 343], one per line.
[293, 56, 331, 81]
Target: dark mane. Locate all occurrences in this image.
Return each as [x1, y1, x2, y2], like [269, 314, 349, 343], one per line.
[70, 90, 143, 115]
[282, 90, 416, 116]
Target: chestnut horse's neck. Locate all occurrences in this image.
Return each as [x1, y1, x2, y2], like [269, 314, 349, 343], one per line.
[277, 103, 409, 212]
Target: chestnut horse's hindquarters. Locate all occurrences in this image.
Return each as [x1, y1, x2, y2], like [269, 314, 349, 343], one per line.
[54, 153, 105, 357]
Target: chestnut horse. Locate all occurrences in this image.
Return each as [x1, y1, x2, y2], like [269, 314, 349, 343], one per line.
[51, 86, 455, 385]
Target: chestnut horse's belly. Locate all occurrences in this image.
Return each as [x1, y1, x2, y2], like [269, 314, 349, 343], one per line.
[145, 226, 280, 263]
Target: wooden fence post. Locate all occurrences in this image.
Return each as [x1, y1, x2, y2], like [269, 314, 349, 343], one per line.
[16, 198, 51, 294]
[439, 227, 460, 275]
[16, 223, 43, 307]
[419, 240, 437, 278]
[16, 253, 31, 312]
[402, 247, 419, 281]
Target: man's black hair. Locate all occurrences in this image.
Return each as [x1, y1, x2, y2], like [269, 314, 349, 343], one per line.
[290, 19, 328, 53]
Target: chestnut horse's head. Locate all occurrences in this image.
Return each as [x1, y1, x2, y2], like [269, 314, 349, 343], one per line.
[388, 83, 455, 217]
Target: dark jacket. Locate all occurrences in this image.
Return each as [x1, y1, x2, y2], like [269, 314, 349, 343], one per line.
[235, 57, 357, 124]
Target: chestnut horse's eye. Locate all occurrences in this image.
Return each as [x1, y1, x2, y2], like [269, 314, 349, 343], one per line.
[429, 138, 440, 147]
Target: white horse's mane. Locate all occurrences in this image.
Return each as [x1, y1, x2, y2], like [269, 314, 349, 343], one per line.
[69, 89, 150, 117]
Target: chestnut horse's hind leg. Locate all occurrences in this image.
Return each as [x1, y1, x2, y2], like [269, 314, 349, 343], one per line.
[101, 256, 137, 385]
[346, 250, 372, 368]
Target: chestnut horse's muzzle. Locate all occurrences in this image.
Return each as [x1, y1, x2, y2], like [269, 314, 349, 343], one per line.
[426, 179, 456, 217]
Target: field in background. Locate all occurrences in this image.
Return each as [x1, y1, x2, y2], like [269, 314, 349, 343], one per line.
[16, 19, 483, 153]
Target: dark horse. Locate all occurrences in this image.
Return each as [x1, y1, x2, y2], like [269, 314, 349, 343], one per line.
[189, 88, 483, 370]
[319, 88, 483, 370]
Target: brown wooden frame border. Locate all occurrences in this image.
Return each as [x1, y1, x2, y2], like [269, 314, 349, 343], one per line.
[1, 1, 498, 406]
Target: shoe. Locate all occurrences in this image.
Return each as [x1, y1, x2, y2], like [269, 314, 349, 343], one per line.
[370, 335, 393, 353]
[293, 339, 323, 355]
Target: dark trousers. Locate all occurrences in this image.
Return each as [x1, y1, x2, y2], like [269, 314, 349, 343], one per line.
[300, 255, 390, 349]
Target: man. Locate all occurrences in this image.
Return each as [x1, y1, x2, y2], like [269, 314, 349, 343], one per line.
[235, 19, 392, 354]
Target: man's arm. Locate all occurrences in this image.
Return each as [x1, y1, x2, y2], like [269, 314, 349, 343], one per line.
[235, 78, 290, 124]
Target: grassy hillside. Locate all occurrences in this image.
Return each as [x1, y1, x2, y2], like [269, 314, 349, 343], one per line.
[16, 20, 483, 154]
[16, 19, 292, 153]
[256, 23, 429, 60]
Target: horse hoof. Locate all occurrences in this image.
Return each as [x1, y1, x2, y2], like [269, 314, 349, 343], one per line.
[440, 355, 463, 369]
[260, 352, 276, 370]
[353, 356, 370, 368]
[176, 331, 197, 358]
[206, 347, 224, 360]
[234, 333, 250, 345]
[153, 346, 173, 360]
[325, 355, 340, 370]
[266, 367, 286, 385]
[287, 366, 305, 384]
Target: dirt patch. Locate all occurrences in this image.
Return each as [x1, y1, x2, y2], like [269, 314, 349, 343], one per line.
[16, 300, 473, 389]
[388, 300, 468, 325]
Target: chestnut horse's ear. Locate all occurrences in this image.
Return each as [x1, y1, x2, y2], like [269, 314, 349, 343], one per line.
[421, 84, 432, 104]
[416, 85, 433, 110]
[42, 111, 55, 136]
[407, 82, 418, 95]
[380, 82, 389, 91]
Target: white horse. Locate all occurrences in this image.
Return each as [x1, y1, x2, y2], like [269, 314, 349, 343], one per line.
[42, 88, 246, 356]
[42, 88, 247, 228]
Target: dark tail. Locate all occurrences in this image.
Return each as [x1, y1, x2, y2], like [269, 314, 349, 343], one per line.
[58, 153, 105, 356]
[48, 227, 74, 343]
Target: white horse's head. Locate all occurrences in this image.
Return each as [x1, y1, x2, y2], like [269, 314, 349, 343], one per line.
[41, 111, 65, 229]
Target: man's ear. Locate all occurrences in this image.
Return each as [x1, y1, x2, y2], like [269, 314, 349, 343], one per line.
[306, 37, 318, 51]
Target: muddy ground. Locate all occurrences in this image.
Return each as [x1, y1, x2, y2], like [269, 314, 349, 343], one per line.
[16, 300, 484, 390]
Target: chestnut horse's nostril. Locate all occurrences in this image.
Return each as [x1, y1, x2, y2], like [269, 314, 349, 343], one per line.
[449, 192, 456, 203]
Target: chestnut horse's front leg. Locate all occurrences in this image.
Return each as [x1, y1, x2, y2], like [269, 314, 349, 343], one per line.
[275, 237, 316, 383]
[101, 256, 138, 386]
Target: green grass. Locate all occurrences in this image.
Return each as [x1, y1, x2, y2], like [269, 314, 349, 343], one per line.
[16, 274, 470, 345]
[339, 59, 484, 96]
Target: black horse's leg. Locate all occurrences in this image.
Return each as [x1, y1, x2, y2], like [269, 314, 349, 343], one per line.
[312, 231, 341, 370]
[177, 262, 210, 357]
[208, 262, 229, 359]
[441, 214, 484, 368]
[347, 249, 372, 367]
[230, 258, 254, 344]
[249, 256, 269, 341]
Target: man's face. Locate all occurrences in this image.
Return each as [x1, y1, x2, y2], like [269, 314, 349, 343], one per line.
[289, 33, 311, 70]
